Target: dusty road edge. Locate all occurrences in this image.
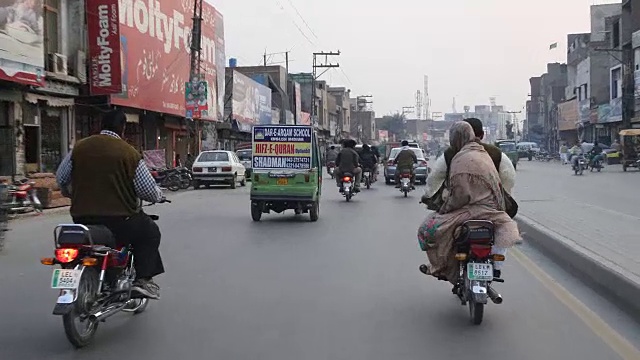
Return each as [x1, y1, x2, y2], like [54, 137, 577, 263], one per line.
[517, 215, 640, 321]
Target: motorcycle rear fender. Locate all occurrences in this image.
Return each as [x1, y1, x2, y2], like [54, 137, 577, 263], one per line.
[469, 280, 488, 304]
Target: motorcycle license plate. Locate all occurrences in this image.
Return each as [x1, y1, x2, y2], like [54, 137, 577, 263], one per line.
[467, 263, 493, 281]
[51, 269, 82, 289]
[276, 178, 288, 185]
[401, 178, 409, 184]
[364, 172, 370, 177]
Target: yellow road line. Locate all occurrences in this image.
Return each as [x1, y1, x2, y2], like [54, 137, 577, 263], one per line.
[511, 248, 640, 360]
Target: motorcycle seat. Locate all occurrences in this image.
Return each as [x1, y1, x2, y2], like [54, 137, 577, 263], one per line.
[454, 220, 495, 245]
[57, 224, 117, 248]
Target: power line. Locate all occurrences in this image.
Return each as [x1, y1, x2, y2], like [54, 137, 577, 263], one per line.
[284, 0, 319, 40]
[273, 0, 316, 46]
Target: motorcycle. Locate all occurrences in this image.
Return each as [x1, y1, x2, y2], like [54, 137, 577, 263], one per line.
[572, 155, 588, 175]
[176, 167, 193, 189]
[327, 161, 336, 179]
[41, 200, 170, 348]
[362, 167, 374, 189]
[340, 172, 356, 202]
[453, 220, 504, 325]
[6, 178, 42, 215]
[150, 168, 181, 191]
[589, 154, 603, 172]
[398, 170, 413, 197]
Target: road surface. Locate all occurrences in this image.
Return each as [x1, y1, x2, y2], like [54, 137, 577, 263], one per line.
[0, 174, 638, 359]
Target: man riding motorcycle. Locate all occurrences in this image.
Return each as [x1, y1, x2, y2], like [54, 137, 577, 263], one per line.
[335, 139, 362, 192]
[394, 140, 418, 188]
[360, 144, 378, 182]
[56, 110, 165, 300]
[326, 145, 339, 174]
[569, 142, 583, 169]
[588, 141, 605, 168]
[423, 118, 516, 203]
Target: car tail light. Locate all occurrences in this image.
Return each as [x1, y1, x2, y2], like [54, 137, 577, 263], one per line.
[222, 166, 232, 172]
[55, 248, 79, 263]
[419, 160, 428, 167]
[193, 167, 203, 172]
[387, 160, 394, 166]
[470, 245, 492, 259]
[343, 176, 352, 182]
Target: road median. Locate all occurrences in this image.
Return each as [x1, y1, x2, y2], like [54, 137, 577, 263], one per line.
[517, 214, 640, 320]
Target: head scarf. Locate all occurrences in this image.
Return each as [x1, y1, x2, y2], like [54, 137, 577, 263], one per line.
[449, 121, 475, 154]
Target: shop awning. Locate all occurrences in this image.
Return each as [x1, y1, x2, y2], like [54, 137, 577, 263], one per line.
[24, 93, 74, 107]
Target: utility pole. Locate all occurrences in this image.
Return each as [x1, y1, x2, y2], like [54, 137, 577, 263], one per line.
[311, 51, 340, 128]
[263, 50, 291, 73]
[187, 0, 203, 156]
[505, 111, 522, 143]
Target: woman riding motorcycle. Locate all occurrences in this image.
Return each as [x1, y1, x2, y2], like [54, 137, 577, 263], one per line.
[417, 121, 521, 286]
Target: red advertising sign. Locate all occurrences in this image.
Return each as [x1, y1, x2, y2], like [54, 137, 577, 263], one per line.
[86, 0, 122, 95]
[111, 0, 225, 121]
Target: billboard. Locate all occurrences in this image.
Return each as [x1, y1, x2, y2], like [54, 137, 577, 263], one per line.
[185, 74, 208, 118]
[0, 0, 44, 86]
[598, 98, 623, 123]
[87, 0, 122, 95]
[232, 70, 271, 126]
[378, 130, 389, 142]
[557, 99, 578, 131]
[252, 125, 313, 170]
[112, 0, 225, 121]
[294, 82, 302, 124]
[300, 112, 311, 125]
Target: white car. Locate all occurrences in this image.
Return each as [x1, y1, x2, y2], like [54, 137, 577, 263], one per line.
[192, 150, 246, 189]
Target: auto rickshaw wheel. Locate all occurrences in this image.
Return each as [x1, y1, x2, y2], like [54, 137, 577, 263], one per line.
[309, 201, 319, 222]
[251, 203, 262, 221]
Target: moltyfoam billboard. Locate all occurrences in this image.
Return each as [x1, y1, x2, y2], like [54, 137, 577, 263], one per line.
[111, 0, 225, 121]
[86, 0, 123, 95]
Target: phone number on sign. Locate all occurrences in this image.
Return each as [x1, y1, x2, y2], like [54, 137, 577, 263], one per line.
[253, 156, 311, 169]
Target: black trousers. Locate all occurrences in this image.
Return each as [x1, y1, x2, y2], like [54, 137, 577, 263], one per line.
[73, 211, 165, 279]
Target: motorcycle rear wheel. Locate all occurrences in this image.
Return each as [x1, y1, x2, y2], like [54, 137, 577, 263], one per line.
[62, 267, 100, 348]
[469, 299, 484, 325]
[165, 174, 181, 192]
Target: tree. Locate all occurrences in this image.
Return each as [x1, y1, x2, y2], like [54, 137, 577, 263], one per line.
[505, 120, 514, 139]
[377, 113, 406, 140]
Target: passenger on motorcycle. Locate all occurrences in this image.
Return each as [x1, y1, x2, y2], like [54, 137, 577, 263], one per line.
[589, 141, 605, 167]
[360, 144, 378, 181]
[424, 118, 516, 203]
[394, 140, 418, 188]
[56, 110, 165, 300]
[335, 139, 362, 192]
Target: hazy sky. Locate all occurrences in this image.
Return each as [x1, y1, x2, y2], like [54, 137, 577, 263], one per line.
[214, 0, 618, 118]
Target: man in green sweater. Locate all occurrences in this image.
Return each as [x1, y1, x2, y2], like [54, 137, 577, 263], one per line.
[56, 110, 165, 299]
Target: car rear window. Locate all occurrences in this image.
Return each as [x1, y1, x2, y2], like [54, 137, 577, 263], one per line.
[389, 148, 425, 159]
[236, 150, 252, 160]
[197, 152, 229, 162]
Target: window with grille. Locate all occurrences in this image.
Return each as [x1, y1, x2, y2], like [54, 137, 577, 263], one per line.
[44, 0, 59, 66]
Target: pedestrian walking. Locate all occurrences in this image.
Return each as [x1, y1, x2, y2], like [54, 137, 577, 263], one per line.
[559, 143, 568, 165]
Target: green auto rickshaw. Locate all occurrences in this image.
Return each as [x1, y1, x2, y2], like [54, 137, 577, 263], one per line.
[495, 140, 519, 170]
[249, 125, 322, 222]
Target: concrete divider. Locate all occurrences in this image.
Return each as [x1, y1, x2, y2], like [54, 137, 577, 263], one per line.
[517, 214, 640, 320]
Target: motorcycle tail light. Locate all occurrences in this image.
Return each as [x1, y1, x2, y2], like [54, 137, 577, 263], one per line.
[401, 173, 411, 178]
[222, 166, 232, 172]
[193, 167, 203, 172]
[55, 248, 79, 263]
[343, 176, 351, 182]
[150, 171, 158, 177]
[470, 245, 492, 259]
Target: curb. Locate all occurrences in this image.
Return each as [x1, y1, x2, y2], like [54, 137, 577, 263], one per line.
[516, 214, 640, 320]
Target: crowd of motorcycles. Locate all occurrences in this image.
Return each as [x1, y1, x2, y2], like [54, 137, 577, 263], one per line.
[326, 161, 409, 201]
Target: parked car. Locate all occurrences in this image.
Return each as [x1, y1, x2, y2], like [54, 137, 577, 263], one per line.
[236, 149, 253, 179]
[384, 147, 428, 185]
[192, 150, 246, 189]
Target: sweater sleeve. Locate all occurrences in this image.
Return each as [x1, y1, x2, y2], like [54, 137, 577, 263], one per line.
[499, 153, 516, 194]
[424, 155, 447, 198]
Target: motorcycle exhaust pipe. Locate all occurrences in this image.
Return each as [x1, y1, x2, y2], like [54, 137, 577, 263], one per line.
[89, 302, 128, 322]
[487, 286, 503, 304]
